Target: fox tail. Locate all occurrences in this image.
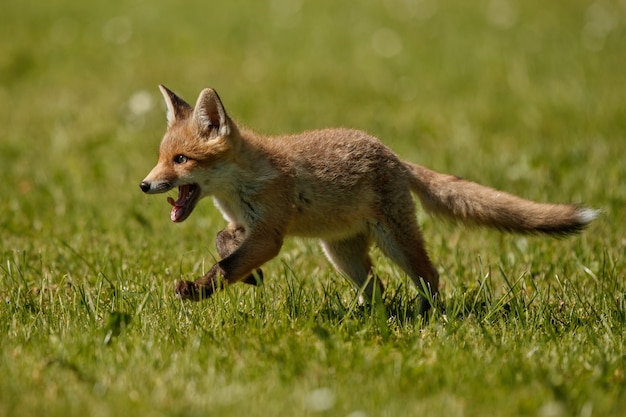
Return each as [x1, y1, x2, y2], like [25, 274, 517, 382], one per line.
[404, 162, 598, 235]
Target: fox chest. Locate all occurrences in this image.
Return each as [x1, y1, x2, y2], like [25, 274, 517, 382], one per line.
[212, 196, 254, 228]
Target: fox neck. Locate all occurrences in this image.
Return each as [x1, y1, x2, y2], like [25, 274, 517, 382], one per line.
[223, 126, 274, 183]
[207, 128, 277, 226]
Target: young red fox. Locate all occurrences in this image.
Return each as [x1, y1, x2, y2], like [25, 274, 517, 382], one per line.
[140, 85, 597, 312]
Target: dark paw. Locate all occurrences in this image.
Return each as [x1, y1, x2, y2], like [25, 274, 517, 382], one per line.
[242, 269, 264, 286]
[175, 280, 201, 301]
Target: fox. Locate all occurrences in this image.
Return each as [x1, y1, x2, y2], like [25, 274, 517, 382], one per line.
[140, 85, 597, 313]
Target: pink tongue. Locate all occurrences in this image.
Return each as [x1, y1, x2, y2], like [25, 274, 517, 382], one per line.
[167, 185, 190, 222]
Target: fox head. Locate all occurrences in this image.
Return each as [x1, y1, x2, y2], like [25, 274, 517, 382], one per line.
[140, 85, 236, 223]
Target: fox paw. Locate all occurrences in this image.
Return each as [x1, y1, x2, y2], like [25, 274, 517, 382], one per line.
[242, 268, 264, 286]
[175, 280, 202, 301]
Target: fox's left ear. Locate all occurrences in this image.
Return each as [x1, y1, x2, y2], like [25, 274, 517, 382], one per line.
[193, 88, 231, 139]
[159, 85, 192, 127]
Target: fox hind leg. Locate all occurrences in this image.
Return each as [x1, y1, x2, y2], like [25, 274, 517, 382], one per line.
[216, 225, 264, 285]
[320, 233, 384, 303]
[371, 215, 439, 314]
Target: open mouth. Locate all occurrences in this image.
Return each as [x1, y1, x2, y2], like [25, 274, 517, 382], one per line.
[167, 184, 200, 223]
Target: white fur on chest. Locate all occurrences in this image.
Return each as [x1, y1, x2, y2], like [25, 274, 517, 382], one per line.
[212, 196, 249, 227]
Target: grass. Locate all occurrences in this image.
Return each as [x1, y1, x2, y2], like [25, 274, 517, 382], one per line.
[1, 0, 625, 415]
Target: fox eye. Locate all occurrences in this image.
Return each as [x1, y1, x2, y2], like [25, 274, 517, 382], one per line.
[173, 154, 189, 164]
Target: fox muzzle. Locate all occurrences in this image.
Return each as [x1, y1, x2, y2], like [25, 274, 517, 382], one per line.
[140, 180, 173, 194]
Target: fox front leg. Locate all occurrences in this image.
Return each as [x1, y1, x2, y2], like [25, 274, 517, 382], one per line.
[176, 227, 283, 301]
[216, 225, 263, 286]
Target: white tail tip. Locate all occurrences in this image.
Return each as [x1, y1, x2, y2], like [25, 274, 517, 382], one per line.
[576, 208, 600, 225]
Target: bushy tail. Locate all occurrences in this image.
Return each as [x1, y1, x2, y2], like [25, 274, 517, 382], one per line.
[404, 162, 597, 235]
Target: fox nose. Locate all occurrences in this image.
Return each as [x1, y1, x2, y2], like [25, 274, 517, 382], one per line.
[140, 181, 151, 193]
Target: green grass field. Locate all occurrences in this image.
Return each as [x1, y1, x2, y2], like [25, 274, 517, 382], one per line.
[1, 0, 625, 415]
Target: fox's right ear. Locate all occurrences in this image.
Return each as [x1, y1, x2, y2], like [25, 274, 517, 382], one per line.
[192, 88, 231, 139]
[159, 85, 192, 127]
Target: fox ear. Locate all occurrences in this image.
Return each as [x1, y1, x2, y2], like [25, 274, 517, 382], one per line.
[192, 88, 231, 139]
[159, 85, 192, 127]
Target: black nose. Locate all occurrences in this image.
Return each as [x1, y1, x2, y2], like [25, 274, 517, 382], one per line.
[140, 181, 151, 193]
